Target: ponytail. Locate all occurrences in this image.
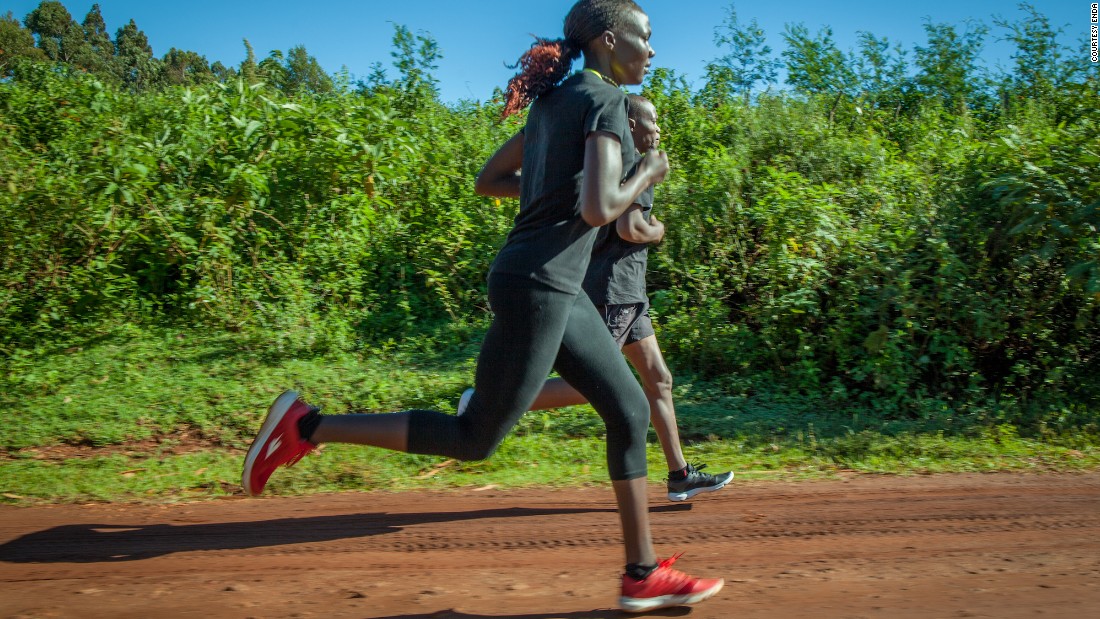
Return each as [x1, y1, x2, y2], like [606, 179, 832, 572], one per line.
[501, 38, 581, 118]
[500, 1, 642, 118]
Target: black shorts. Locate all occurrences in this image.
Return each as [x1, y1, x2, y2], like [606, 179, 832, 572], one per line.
[596, 301, 655, 348]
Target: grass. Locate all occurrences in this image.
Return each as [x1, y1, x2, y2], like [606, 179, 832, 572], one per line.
[3, 323, 1099, 505]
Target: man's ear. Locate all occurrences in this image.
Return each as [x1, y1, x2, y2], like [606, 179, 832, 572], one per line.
[628, 117, 637, 133]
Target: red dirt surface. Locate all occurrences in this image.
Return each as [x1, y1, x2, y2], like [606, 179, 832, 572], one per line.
[2, 472, 1099, 619]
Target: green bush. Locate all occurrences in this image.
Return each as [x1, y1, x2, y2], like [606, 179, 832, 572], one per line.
[1, 56, 1096, 431]
[0, 64, 519, 351]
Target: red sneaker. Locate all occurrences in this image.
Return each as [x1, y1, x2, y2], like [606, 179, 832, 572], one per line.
[619, 554, 724, 613]
[242, 390, 317, 496]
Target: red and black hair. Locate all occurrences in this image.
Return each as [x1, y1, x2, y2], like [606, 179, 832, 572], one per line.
[502, 0, 643, 118]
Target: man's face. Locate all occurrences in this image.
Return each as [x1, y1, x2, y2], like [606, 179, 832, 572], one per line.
[630, 102, 660, 152]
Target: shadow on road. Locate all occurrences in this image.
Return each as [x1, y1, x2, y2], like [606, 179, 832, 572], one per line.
[0, 503, 690, 563]
[368, 607, 692, 618]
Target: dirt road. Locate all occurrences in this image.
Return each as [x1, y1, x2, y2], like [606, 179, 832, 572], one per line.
[2, 472, 1098, 618]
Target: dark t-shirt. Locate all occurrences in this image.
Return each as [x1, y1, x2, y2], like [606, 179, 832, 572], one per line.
[489, 71, 634, 293]
[582, 153, 653, 305]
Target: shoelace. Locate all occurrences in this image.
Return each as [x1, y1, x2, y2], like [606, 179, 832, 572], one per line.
[653, 552, 694, 585]
[685, 462, 711, 479]
[658, 552, 685, 570]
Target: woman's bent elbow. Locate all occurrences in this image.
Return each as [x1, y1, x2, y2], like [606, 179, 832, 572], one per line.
[581, 210, 610, 228]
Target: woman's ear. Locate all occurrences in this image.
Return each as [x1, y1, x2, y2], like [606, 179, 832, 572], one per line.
[600, 29, 616, 51]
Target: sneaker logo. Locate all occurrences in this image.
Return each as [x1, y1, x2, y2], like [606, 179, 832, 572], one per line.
[265, 434, 283, 460]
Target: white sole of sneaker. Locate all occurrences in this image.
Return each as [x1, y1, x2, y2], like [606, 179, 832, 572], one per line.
[619, 578, 725, 613]
[241, 390, 300, 496]
[456, 388, 474, 416]
[667, 471, 735, 502]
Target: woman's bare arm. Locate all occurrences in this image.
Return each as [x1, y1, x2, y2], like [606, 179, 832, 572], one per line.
[474, 131, 524, 198]
[580, 132, 668, 227]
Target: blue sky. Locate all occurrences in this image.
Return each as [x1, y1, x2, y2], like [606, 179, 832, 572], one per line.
[3, 1, 1090, 101]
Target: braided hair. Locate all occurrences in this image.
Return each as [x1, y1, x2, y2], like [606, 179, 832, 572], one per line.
[501, 0, 643, 118]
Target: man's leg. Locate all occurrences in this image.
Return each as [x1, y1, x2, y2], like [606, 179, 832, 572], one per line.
[622, 335, 687, 473]
[528, 377, 588, 410]
[622, 316, 734, 503]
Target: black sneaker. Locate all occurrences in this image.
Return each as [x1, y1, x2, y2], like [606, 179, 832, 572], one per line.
[667, 463, 733, 502]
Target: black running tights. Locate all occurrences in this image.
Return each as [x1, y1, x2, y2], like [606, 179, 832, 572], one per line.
[405, 273, 650, 481]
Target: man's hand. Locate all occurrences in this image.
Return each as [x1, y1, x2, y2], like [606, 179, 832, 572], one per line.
[648, 214, 666, 244]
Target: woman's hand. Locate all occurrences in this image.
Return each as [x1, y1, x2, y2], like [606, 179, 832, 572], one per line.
[638, 149, 669, 186]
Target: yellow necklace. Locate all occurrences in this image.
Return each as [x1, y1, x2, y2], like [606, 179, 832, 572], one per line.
[583, 67, 620, 87]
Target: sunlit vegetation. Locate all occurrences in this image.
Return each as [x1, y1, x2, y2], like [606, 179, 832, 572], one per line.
[1, 3, 1097, 501]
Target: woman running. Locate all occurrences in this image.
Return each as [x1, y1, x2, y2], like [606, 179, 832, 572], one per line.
[241, 1, 723, 612]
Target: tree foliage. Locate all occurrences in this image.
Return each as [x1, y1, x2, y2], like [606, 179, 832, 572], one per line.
[113, 18, 157, 89]
[78, 3, 114, 79]
[11, 1, 337, 97]
[913, 19, 989, 112]
[24, 0, 81, 63]
[0, 11, 44, 76]
[782, 23, 854, 97]
[701, 4, 779, 104]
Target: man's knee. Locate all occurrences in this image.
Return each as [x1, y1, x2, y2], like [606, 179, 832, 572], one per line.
[636, 360, 673, 401]
[650, 365, 673, 394]
[626, 338, 672, 398]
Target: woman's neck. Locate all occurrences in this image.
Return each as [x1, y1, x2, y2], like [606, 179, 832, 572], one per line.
[582, 59, 619, 87]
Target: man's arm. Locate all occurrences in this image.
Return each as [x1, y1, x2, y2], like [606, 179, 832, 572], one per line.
[616, 205, 665, 244]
